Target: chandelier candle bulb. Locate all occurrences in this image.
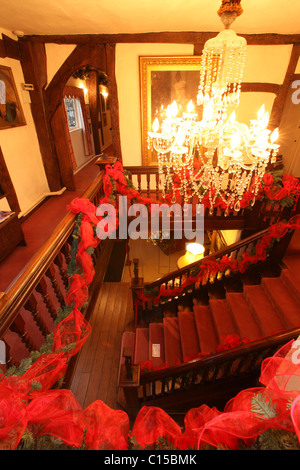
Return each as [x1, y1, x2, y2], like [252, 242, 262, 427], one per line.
[152, 118, 159, 134]
[270, 128, 279, 144]
[257, 104, 265, 120]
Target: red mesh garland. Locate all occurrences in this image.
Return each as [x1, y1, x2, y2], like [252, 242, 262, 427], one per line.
[131, 406, 182, 448]
[81, 400, 130, 450]
[291, 396, 300, 442]
[0, 397, 28, 450]
[23, 353, 68, 398]
[76, 250, 95, 285]
[177, 404, 221, 449]
[0, 374, 31, 403]
[190, 341, 300, 449]
[78, 217, 99, 253]
[66, 197, 99, 225]
[65, 274, 89, 309]
[26, 389, 83, 447]
[52, 308, 91, 359]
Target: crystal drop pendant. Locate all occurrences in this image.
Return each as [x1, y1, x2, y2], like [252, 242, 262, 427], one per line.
[234, 200, 241, 212]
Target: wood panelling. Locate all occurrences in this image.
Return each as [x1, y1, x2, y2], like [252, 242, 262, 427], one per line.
[88, 70, 101, 155]
[0, 147, 20, 213]
[105, 43, 122, 161]
[19, 40, 62, 191]
[241, 82, 281, 94]
[1, 34, 20, 60]
[50, 105, 76, 190]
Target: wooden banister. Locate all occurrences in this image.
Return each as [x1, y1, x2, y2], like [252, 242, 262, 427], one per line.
[0, 171, 105, 368]
[124, 165, 290, 231]
[131, 226, 271, 307]
[120, 327, 300, 415]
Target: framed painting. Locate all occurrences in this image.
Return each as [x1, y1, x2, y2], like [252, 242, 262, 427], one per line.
[140, 55, 202, 166]
[0, 65, 26, 130]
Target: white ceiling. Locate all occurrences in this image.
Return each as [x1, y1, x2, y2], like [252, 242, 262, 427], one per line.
[0, 0, 300, 37]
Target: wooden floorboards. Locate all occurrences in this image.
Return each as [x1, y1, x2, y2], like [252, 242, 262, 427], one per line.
[69, 282, 134, 411]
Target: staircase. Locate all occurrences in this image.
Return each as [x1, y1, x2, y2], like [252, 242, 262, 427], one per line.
[132, 261, 300, 371]
[119, 254, 300, 417]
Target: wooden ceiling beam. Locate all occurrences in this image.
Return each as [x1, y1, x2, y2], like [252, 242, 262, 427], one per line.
[0, 34, 20, 60]
[21, 31, 300, 46]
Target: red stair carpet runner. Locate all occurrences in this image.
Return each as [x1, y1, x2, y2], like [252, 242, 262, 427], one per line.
[130, 259, 300, 373]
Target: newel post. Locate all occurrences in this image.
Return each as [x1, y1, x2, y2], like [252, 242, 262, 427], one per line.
[119, 347, 141, 420]
[130, 258, 144, 325]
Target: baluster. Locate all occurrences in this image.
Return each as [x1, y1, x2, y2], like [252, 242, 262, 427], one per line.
[146, 173, 151, 199]
[155, 173, 160, 201]
[170, 376, 175, 392]
[180, 373, 188, 390]
[35, 277, 57, 321]
[2, 340, 19, 369]
[24, 293, 50, 337]
[93, 191, 100, 207]
[46, 264, 65, 308]
[137, 173, 141, 194]
[10, 315, 38, 353]
[61, 242, 71, 266]
[54, 252, 69, 289]
[233, 355, 247, 375]
[132, 258, 139, 285]
[223, 359, 234, 377]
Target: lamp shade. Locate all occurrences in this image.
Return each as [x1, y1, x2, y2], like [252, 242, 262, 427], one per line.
[177, 243, 205, 269]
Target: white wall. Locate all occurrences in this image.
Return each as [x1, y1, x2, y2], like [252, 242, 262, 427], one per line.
[0, 29, 49, 215]
[45, 43, 76, 85]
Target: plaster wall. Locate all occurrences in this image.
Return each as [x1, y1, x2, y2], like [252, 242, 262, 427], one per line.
[0, 28, 49, 216]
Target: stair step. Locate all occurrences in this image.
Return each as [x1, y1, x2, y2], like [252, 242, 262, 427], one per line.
[134, 327, 149, 364]
[149, 323, 165, 368]
[163, 316, 183, 366]
[243, 285, 286, 336]
[178, 311, 200, 362]
[209, 298, 238, 341]
[226, 292, 263, 341]
[194, 305, 218, 354]
[262, 277, 300, 329]
[281, 268, 300, 303]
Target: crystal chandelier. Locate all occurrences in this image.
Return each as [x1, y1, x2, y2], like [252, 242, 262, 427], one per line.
[147, 1, 280, 214]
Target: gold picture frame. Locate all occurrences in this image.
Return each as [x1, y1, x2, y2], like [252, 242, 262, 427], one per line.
[140, 55, 202, 166]
[0, 65, 26, 130]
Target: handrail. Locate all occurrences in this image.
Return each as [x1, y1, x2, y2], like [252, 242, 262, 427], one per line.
[0, 172, 104, 351]
[143, 226, 269, 291]
[120, 327, 300, 416]
[139, 328, 300, 384]
[124, 165, 290, 230]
